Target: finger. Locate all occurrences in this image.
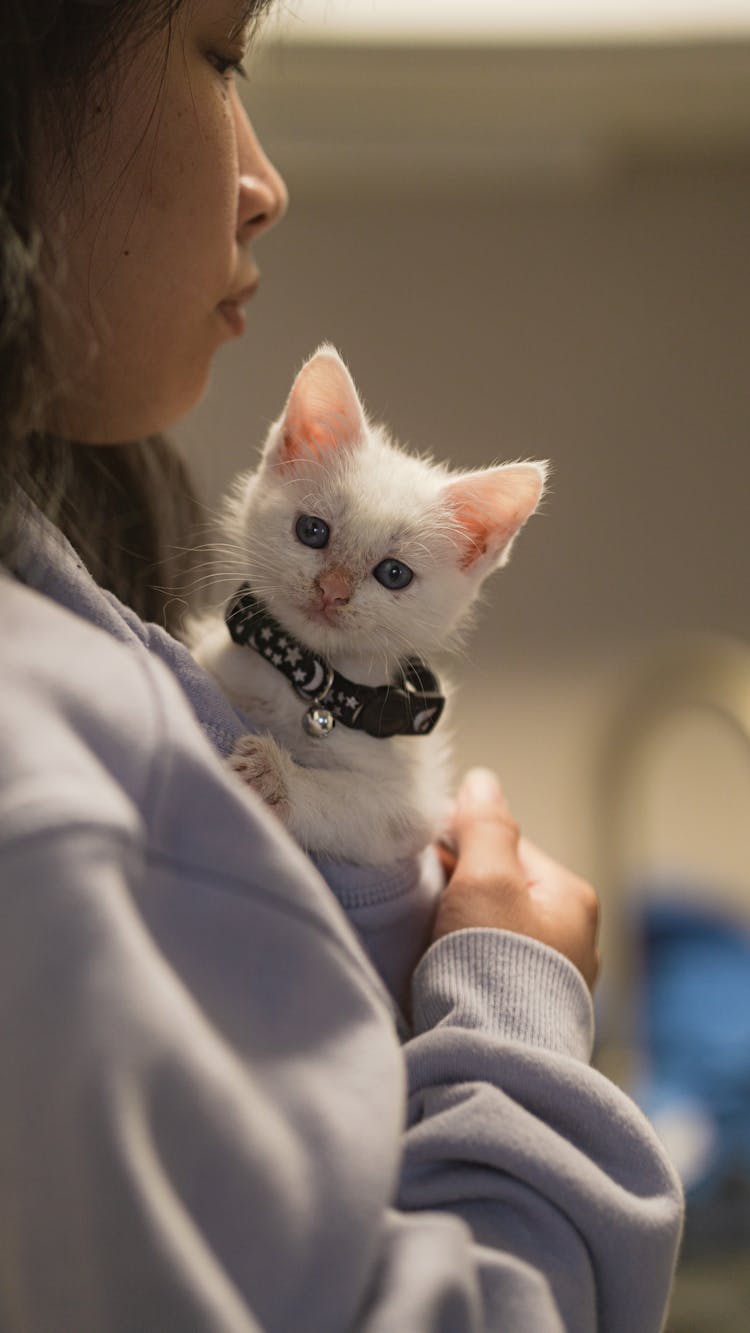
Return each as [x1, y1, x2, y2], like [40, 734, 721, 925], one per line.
[455, 767, 512, 819]
[452, 767, 523, 881]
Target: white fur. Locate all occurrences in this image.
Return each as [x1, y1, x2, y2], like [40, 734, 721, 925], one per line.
[189, 345, 547, 866]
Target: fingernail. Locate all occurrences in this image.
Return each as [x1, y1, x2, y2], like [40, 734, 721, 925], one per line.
[459, 767, 503, 806]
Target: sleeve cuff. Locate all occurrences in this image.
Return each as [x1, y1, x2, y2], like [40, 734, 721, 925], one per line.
[411, 928, 595, 1063]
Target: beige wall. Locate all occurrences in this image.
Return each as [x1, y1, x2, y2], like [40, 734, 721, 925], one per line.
[174, 40, 750, 988]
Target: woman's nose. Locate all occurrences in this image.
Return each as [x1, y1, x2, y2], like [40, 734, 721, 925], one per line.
[234, 99, 288, 243]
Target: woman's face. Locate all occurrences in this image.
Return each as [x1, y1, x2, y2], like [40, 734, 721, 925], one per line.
[37, 0, 288, 443]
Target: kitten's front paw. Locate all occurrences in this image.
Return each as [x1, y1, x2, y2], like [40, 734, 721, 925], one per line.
[227, 734, 290, 821]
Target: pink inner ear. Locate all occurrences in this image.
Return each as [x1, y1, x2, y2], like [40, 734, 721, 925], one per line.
[279, 350, 365, 467]
[444, 465, 545, 571]
[449, 495, 493, 570]
[282, 417, 343, 464]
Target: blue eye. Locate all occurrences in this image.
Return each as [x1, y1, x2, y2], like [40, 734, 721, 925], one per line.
[373, 558, 413, 590]
[295, 514, 330, 549]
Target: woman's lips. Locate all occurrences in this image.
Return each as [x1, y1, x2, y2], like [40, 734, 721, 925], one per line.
[217, 280, 259, 336]
[217, 300, 247, 336]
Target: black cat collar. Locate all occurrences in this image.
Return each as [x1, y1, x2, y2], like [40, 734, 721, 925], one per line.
[225, 583, 445, 740]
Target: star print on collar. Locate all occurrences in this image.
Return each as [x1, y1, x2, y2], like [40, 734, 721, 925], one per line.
[225, 583, 446, 740]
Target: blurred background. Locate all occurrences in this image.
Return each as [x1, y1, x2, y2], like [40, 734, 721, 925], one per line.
[174, 3, 750, 1324]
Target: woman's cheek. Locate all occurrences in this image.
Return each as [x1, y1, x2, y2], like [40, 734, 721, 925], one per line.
[160, 80, 239, 238]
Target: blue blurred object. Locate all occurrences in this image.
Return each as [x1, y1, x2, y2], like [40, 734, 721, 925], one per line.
[631, 893, 750, 1261]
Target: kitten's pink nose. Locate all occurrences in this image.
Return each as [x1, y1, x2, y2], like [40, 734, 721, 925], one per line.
[316, 568, 351, 607]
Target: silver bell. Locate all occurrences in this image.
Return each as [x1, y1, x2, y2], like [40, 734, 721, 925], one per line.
[303, 706, 336, 738]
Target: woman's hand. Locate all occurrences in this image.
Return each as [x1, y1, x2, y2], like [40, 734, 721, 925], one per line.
[434, 768, 601, 991]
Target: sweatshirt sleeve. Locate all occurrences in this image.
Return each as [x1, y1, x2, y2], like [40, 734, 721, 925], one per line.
[388, 928, 684, 1333]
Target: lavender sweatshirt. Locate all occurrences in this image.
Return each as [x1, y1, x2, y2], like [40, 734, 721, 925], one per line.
[0, 505, 682, 1331]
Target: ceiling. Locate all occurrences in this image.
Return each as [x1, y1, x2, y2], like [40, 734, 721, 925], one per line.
[268, 0, 750, 44]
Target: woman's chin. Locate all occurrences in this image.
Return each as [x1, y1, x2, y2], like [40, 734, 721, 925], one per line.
[46, 353, 214, 443]
[47, 401, 200, 446]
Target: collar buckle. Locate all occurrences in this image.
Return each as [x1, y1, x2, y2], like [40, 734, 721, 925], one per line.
[357, 687, 445, 738]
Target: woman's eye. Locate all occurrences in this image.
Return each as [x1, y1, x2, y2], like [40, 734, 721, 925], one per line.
[208, 51, 248, 81]
[373, 558, 413, 591]
[295, 515, 330, 549]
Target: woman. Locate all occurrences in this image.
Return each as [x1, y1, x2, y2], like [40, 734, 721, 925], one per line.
[0, 1, 682, 1329]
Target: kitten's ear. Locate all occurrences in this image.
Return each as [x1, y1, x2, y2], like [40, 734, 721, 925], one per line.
[442, 461, 548, 573]
[265, 344, 367, 470]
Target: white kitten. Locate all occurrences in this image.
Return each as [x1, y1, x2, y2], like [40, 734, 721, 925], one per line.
[189, 344, 547, 866]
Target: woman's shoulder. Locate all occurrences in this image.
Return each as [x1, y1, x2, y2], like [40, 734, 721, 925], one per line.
[0, 570, 335, 919]
[0, 565, 392, 1004]
[0, 569, 180, 840]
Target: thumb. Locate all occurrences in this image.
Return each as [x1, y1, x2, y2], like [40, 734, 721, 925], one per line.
[455, 767, 513, 825]
[451, 767, 523, 880]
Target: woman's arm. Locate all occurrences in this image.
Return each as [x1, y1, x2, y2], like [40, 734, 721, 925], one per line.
[0, 808, 681, 1333]
[389, 768, 682, 1331]
[397, 929, 682, 1331]
[0, 577, 683, 1331]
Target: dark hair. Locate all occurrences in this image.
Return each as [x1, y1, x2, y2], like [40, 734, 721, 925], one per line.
[0, 0, 272, 632]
